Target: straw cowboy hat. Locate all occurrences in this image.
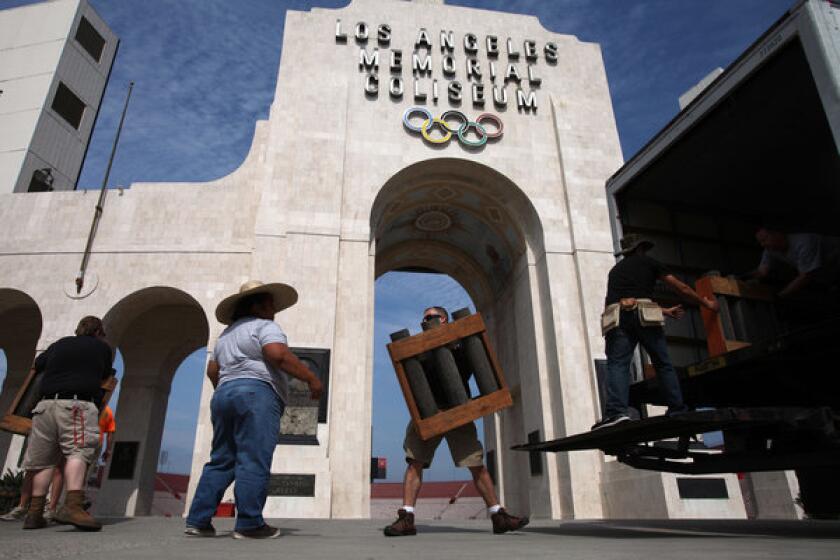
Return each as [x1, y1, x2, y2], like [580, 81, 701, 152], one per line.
[617, 233, 654, 256]
[215, 280, 298, 325]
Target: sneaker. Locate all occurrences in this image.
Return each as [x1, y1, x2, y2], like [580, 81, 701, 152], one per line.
[185, 524, 216, 537]
[231, 524, 281, 539]
[383, 509, 416, 537]
[591, 414, 632, 430]
[491, 508, 529, 534]
[1, 506, 27, 521]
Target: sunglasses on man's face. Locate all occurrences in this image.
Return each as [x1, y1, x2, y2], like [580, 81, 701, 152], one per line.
[422, 314, 443, 323]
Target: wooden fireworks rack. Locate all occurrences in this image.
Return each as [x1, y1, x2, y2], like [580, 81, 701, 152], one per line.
[387, 309, 512, 440]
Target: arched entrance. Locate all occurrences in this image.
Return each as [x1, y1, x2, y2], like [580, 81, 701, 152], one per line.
[0, 289, 42, 471]
[369, 158, 561, 516]
[96, 287, 209, 516]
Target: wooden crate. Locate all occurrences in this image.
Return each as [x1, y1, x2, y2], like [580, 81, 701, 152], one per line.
[0, 367, 118, 436]
[695, 275, 776, 358]
[386, 312, 512, 440]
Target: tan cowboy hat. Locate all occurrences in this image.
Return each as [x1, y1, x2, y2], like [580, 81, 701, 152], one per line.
[617, 233, 655, 256]
[215, 280, 298, 325]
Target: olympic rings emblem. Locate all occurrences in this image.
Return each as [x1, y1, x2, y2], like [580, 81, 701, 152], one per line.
[402, 107, 503, 148]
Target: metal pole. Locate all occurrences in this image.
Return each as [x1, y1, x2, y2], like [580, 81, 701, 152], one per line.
[76, 81, 134, 293]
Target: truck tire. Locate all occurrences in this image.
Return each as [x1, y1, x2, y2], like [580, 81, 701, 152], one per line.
[461, 335, 498, 395]
[795, 467, 840, 519]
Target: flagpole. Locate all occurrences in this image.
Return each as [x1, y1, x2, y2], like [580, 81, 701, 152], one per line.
[76, 81, 134, 294]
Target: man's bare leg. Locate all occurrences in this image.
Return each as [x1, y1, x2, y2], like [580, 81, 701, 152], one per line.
[468, 466, 500, 507]
[401, 460, 425, 507]
[48, 466, 64, 513]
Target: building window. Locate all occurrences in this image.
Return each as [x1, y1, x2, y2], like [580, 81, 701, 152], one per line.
[28, 168, 54, 192]
[74, 17, 106, 62]
[51, 82, 86, 129]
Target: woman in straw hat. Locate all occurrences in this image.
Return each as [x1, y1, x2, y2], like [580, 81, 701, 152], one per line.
[185, 281, 323, 539]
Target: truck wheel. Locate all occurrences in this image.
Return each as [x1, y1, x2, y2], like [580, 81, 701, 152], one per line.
[403, 358, 438, 418]
[462, 335, 498, 395]
[796, 467, 840, 519]
[434, 346, 468, 407]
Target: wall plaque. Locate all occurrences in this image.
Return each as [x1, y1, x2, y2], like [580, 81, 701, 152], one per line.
[267, 473, 316, 497]
[278, 348, 330, 445]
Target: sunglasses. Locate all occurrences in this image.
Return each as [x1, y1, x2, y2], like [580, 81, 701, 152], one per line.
[422, 314, 443, 323]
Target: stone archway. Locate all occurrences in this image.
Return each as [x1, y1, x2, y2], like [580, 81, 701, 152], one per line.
[369, 158, 561, 516]
[0, 288, 42, 470]
[96, 287, 209, 516]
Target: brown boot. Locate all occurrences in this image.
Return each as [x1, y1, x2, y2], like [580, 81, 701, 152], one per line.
[383, 508, 416, 536]
[491, 508, 529, 534]
[54, 490, 101, 531]
[23, 495, 47, 530]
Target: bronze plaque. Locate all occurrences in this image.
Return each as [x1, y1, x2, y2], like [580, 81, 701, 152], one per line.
[278, 348, 329, 446]
[267, 473, 315, 497]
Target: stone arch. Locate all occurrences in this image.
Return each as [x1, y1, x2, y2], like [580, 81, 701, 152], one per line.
[96, 286, 209, 516]
[369, 158, 556, 515]
[0, 288, 42, 469]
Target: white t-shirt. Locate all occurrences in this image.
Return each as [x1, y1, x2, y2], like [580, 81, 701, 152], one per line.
[214, 317, 290, 403]
[760, 233, 840, 275]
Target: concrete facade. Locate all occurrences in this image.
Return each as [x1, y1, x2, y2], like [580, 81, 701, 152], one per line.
[0, 0, 746, 519]
[0, 0, 117, 193]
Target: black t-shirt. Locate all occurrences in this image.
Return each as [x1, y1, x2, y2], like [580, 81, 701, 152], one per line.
[34, 335, 113, 398]
[605, 254, 669, 305]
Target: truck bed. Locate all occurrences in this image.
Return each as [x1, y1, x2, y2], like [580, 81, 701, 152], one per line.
[632, 319, 840, 409]
[513, 321, 840, 474]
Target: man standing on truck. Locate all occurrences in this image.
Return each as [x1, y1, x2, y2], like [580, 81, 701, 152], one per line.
[383, 306, 529, 537]
[593, 234, 720, 430]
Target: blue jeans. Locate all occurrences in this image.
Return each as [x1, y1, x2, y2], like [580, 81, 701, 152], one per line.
[186, 378, 283, 531]
[604, 310, 686, 418]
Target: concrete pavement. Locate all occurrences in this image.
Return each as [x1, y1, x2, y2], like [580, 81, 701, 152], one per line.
[1, 517, 838, 559]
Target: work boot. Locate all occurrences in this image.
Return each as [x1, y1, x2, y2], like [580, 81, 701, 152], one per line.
[54, 490, 102, 531]
[491, 508, 529, 534]
[22, 496, 47, 530]
[383, 508, 416, 536]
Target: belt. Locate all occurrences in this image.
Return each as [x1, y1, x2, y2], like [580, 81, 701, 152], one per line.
[41, 393, 97, 403]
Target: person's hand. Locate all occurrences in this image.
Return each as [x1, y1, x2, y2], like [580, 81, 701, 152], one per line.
[308, 377, 324, 400]
[663, 305, 685, 319]
[102, 451, 111, 461]
[702, 297, 720, 312]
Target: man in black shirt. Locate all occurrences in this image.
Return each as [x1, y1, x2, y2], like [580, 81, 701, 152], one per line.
[593, 235, 719, 430]
[22, 316, 113, 531]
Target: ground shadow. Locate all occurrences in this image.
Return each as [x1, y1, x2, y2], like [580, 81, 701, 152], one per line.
[524, 520, 840, 540]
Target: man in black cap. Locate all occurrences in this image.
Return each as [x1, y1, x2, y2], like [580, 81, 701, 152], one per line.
[592, 234, 719, 430]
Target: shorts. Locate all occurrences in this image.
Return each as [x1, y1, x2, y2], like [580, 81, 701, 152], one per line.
[23, 399, 100, 470]
[403, 421, 484, 469]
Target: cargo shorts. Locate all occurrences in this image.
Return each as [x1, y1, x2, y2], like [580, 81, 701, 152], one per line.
[24, 399, 100, 470]
[403, 421, 484, 469]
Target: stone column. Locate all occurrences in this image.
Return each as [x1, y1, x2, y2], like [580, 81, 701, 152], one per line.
[96, 376, 171, 516]
[327, 239, 373, 518]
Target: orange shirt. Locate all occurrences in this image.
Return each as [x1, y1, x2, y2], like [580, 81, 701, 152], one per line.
[99, 405, 116, 446]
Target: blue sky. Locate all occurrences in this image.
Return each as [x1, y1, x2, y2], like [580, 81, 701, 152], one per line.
[0, 0, 794, 481]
